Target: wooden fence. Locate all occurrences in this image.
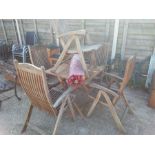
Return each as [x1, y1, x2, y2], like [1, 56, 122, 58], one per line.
[0, 19, 155, 60]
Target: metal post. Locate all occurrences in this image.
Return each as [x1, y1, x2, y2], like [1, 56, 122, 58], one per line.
[15, 19, 22, 46]
[12, 19, 18, 43]
[111, 19, 119, 61]
[121, 20, 128, 60]
[52, 19, 59, 46]
[19, 19, 25, 44]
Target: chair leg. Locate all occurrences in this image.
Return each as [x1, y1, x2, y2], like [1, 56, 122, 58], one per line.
[122, 92, 134, 114]
[121, 106, 129, 122]
[14, 75, 21, 101]
[67, 96, 76, 121]
[23, 53, 26, 63]
[102, 92, 126, 133]
[73, 102, 85, 119]
[112, 96, 120, 106]
[70, 95, 85, 119]
[87, 91, 102, 117]
[21, 104, 33, 133]
[53, 100, 67, 135]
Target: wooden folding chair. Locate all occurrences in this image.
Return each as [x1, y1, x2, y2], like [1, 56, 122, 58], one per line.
[14, 60, 83, 134]
[53, 29, 89, 77]
[84, 42, 110, 83]
[87, 56, 136, 133]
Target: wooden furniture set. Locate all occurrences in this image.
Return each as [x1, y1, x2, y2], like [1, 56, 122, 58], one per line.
[13, 29, 136, 134]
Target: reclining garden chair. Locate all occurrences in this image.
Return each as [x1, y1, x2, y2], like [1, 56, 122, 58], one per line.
[14, 60, 83, 134]
[28, 44, 60, 87]
[87, 56, 136, 133]
[28, 45, 52, 70]
[12, 32, 38, 63]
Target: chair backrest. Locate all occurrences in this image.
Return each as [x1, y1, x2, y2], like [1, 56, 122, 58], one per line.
[58, 29, 86, 50]
[14, 60, 55, 113]
[119, 56, 136, 94]
[12, 44, 21, 52]
[96, 42, 110, 67]
[89, 42, 110, 67]
[25, 32, 38, 45]
[29, 45, 51, 70]
[54, 29, 89, 76]
[23, 45, 29, 54]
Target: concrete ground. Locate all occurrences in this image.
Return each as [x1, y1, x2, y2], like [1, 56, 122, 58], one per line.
[0, 73, 155, 135]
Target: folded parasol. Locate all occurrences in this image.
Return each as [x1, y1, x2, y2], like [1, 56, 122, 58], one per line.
[67, 54, 85, 89]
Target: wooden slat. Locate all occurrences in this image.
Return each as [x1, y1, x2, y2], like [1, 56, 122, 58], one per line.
[89, 83, 119, 97]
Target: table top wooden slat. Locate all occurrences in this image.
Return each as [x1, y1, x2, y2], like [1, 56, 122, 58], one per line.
[46, 62, 104, 80]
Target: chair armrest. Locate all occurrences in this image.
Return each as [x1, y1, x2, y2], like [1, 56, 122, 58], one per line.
[104, 72, 123, 81]
[89, 83, 119, 98]
[53, 87, 73, 108]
